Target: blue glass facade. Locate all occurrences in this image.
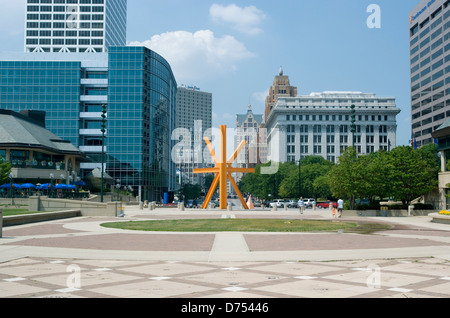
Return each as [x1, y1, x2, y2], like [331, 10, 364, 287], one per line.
[0, 61, 81, 146]
[0, 47, 177, 201]
[107, 47, 177, 201]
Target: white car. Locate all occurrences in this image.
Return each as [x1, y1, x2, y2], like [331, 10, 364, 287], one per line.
[287, 200, 297, 208]
[304, 198, 316, 208]
[270, 200, 285, 208]
[298, 198, 316, 208]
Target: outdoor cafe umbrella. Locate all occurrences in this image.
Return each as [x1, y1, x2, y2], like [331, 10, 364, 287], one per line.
[20, 183, 36, 189]
[0, 184, 22, 189]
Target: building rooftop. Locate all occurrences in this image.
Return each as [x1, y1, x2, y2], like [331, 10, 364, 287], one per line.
[0, 110, 83, 156]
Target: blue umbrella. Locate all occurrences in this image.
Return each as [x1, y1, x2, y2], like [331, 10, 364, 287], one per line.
[37, 184, 50, 190]
[21, 183, 36, 189]
[1, 184, 22, 189]
[54, 184, 68, 190]
[66, 185, 76, 190]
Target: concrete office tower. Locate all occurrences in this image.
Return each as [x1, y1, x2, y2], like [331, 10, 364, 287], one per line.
[25, 0, 127, 53]
[410, 0, 450, 147]
[265, 92, 400, 164]
[175, 86, 213, 187]
[265, 67, 298, 122]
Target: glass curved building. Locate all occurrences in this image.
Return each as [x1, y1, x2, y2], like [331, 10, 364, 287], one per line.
[0, 46, 177, 201]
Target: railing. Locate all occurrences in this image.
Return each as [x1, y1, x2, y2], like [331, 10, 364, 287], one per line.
[10, 160, 66, 171]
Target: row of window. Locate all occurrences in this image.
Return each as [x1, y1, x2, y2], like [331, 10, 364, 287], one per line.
[27, 13, 104, 21]
[287, 134, 389, 145]
[26, 38, 103, 45]
[28, 22, 103, 29]
[27, 5, 104, 12]
[286, 124, 389, 134]
[286, 144, 385, 156]
[27, 30, 103, 37]
[285, 114, 390, 122]
[27, 0, 105, 4]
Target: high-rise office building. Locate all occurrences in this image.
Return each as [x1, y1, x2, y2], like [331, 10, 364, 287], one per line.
[25, 0, 127, 53]
[410, 0, 450, 147]
[175, 86, 212, 186]
[265, 67, 298, 122]
[0, 46, 177, 201]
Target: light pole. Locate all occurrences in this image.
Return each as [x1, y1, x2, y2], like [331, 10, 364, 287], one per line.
[350, 104, 356, 148]
[100, 104, 107, 203]
[49, 173, 54, 198]
[297, 159, 301, 200]
[9, 173, 13, 199]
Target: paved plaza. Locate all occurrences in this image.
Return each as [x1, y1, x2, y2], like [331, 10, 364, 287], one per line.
[0, 206, 449, 299]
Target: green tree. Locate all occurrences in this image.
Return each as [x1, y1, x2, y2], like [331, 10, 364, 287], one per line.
[279, 156, 333, 199]
[387, 145, 439, 205]
[0, 156, 11, 185]
[181, 183, 202, 201]
[328, 147, 359, 209]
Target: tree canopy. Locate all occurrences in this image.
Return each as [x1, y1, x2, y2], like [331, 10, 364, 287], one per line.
[239, 144, 440, 207]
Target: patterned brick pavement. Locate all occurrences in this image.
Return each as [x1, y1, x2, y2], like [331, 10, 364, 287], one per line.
[0, 207, 449, 299]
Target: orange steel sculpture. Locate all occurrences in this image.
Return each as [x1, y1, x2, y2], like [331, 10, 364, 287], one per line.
[194, 125, 255, 210]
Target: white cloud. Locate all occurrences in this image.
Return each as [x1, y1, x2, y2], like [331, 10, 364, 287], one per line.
[129, 30, 254, 82]
[210, 4, 266, 36]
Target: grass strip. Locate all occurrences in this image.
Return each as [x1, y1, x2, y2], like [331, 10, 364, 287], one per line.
[101, 219, 362, 233]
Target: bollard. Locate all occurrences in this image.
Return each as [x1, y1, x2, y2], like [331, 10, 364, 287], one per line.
[273, 205, 277, 212]
[139, 202, 143, 210]
[284, 205, 288, 211]
[0, 207, 3, 238]
[227, 204, 232, 211]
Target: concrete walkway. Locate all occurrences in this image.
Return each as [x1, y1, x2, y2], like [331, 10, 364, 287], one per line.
[0, 206, 449, 298]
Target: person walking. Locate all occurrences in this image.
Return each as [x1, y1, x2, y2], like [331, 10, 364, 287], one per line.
[337, 198, 344, 218]
[298, 197, 304, 214]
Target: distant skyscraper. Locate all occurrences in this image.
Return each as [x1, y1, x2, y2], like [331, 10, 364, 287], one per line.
[409, 0, 450, 147]
[175, 86, 213, 186]
[24, 0, 127, 53]
[265, 67, 298, 122]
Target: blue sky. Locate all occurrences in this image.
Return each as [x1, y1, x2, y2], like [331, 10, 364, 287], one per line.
[0, 0, 414, 146]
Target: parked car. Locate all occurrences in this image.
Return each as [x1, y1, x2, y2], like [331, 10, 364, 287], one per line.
[185, 199, 201, 208]
[316, 202, 338, 209]
[270, 199, 285, 208]
[287, 200, 297, 208]
[303, 198, 316, 209]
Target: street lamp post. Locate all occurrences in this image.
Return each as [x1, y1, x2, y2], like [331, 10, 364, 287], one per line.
[297, 159, 301, 199]
[9, 173, 13, 199]
[49, 173, 54, 198]
[100, 104, 107, 203]
[350, 104, 356, 148]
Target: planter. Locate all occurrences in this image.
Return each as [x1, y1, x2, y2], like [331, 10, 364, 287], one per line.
[429, 213, 450, 225]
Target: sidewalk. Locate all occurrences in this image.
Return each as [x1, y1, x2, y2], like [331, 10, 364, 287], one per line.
[0, 206, 449, 298]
